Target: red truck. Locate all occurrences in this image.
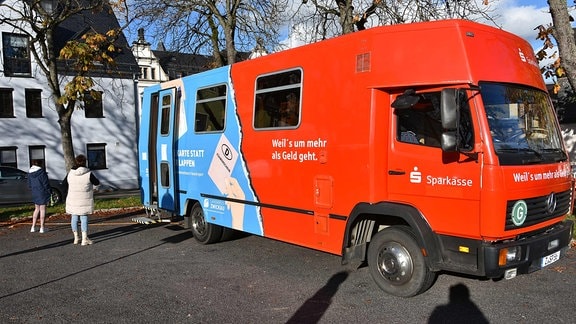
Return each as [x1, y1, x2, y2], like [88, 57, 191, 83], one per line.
[138, 19, 574, 297]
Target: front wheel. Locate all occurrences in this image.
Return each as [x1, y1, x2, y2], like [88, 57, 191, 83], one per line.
[367, 226, 436, 297]
[189, 203, 223, 244]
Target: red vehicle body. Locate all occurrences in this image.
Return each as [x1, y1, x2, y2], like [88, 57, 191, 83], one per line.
[139, 19, 574, 297]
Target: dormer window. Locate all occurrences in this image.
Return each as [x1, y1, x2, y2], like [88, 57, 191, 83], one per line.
[41, 0, 58, 15]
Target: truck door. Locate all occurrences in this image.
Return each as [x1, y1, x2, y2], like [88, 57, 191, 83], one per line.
[155, 88, 178, 212]
[387, 90, 482, 237]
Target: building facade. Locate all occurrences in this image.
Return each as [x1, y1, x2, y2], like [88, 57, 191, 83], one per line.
[130, 28, 215, 101]
[0, 1, 140, 189]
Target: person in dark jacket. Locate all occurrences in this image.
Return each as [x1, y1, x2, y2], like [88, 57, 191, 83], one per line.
[63, 154, 100, 245]
[28, 160, 52, 233]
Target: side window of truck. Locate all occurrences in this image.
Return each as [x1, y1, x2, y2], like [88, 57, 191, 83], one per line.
[396, 92, 443, 147]
[195, 85, 227, 132]
[254, 69, 302, 129]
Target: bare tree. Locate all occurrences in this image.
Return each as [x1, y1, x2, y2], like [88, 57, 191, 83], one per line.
[291, 0, 498, 44]
[131, 0, 288, 66]
[0, 0, 130, 170]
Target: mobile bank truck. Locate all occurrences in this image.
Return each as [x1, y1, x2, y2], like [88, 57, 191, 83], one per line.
[138, 19, 574, 297]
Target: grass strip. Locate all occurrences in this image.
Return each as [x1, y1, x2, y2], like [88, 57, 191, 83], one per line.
[0, 196, 141, 223]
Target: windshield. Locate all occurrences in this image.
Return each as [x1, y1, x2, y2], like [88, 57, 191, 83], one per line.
[481, 82, 567, 165]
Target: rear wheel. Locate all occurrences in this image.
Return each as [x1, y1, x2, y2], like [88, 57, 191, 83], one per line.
[367, 226, 436, 297]
[190, 203, 222, 244]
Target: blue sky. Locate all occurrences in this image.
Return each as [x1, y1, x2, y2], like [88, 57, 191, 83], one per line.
[125, 0, 571, 54]
[492, 0, 574, 50]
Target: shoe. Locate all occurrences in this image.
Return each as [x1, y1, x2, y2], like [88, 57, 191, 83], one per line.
[81, 232, 93, 246]
[30, 227, 35, 233]
[39, 227, 47, 233]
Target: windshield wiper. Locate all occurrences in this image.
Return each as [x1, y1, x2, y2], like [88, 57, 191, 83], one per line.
[497, 148, 544, 161]
[541, 148, 568, 162]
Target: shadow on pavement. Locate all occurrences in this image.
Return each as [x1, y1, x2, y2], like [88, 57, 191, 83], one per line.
[0, 223, 193, 301]
[286, 271, 349, 324]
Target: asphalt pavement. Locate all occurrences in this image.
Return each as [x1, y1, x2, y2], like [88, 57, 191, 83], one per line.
[1, 210, 575, 323]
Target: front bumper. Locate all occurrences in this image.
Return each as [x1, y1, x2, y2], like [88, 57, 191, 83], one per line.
[483, 219, 574, 278]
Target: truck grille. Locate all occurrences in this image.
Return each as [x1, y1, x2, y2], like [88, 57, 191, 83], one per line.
[505, 189, 572, 230]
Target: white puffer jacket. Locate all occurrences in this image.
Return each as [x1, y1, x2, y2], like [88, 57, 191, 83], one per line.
[65, 167, 96, 215]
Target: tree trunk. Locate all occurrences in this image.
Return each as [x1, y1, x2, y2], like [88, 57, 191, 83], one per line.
[57, 102, 76, 172]
[548, 0, 576, 92]
[337, 0, 355, 34]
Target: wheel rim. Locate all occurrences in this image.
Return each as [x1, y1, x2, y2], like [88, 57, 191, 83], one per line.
[376, 241, 414, 285]
[191, 208, 206, 236]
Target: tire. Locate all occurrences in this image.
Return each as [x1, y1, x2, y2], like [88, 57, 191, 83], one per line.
[189, 203, 223, 244]
[220, 227, 238, 242]
[367, 226, 436, 297]
[49, 188, 63, 206]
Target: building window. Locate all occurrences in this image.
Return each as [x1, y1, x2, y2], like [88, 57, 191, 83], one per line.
[254, 69, 302, 129]
[26, 89, 43, 118]
[87, 143, 107, 170]
[151, 68, 156, 80]
[195, 85, 226, 132]
[0, 88, 14, 118]
[29, 146, 46, 168]
[84, 91, 104, 118]
[2, 33, 32, 77]
[0, 147, 17, 167]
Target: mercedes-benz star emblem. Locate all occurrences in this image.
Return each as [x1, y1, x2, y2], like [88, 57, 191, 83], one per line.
[546, 193, 557, 215]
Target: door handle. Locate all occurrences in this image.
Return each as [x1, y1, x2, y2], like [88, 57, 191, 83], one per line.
[388, 170, 405, 175]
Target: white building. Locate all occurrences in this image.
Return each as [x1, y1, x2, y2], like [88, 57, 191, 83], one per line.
[0, 1, 140, 189]
[130, 28, 170, 100]
[130, 28, 216, 101]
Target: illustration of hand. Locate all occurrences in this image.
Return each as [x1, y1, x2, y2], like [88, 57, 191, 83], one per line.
[225, 177, 245, 230]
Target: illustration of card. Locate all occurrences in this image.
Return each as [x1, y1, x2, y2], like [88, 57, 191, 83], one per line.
[208, 134, 239, 194]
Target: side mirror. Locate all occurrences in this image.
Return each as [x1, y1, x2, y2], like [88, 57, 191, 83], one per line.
[441, 89, 460, 152]
[441, 88, 459, 130]
[441, 132, 457, 151]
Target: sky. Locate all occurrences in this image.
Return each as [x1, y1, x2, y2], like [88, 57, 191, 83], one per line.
[125, 0, 573, 57]
[491, 0, 568, 50]
[489, 0, 576, 82]
[275, 0, 573, 52]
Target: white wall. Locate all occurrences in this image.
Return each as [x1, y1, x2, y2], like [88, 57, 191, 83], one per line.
[0, 2, 139, 189]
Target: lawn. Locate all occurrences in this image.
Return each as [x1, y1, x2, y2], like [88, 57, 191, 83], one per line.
[0, 196, 142, 223]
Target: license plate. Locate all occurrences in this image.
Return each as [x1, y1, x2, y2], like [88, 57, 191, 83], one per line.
[541, 251, 561, 267]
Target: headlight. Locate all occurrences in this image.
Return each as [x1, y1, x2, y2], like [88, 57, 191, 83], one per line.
[498, 246, 522, 266]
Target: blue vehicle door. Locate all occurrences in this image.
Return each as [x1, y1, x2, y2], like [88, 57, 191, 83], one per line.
[156, 88, 178, 212]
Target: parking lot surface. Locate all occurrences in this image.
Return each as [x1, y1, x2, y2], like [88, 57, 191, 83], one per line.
[1, 210, 575, 323]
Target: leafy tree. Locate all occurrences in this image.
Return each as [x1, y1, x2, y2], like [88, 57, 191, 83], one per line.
[59, 30, 120, 115]
[131, 0, 288, 66]
[0, 0, 126, 170]
[536, 0, 576, 97]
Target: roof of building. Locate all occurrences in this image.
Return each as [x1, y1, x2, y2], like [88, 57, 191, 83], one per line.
[152, 50, 213, 79]
[54, 3, 138, 78]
